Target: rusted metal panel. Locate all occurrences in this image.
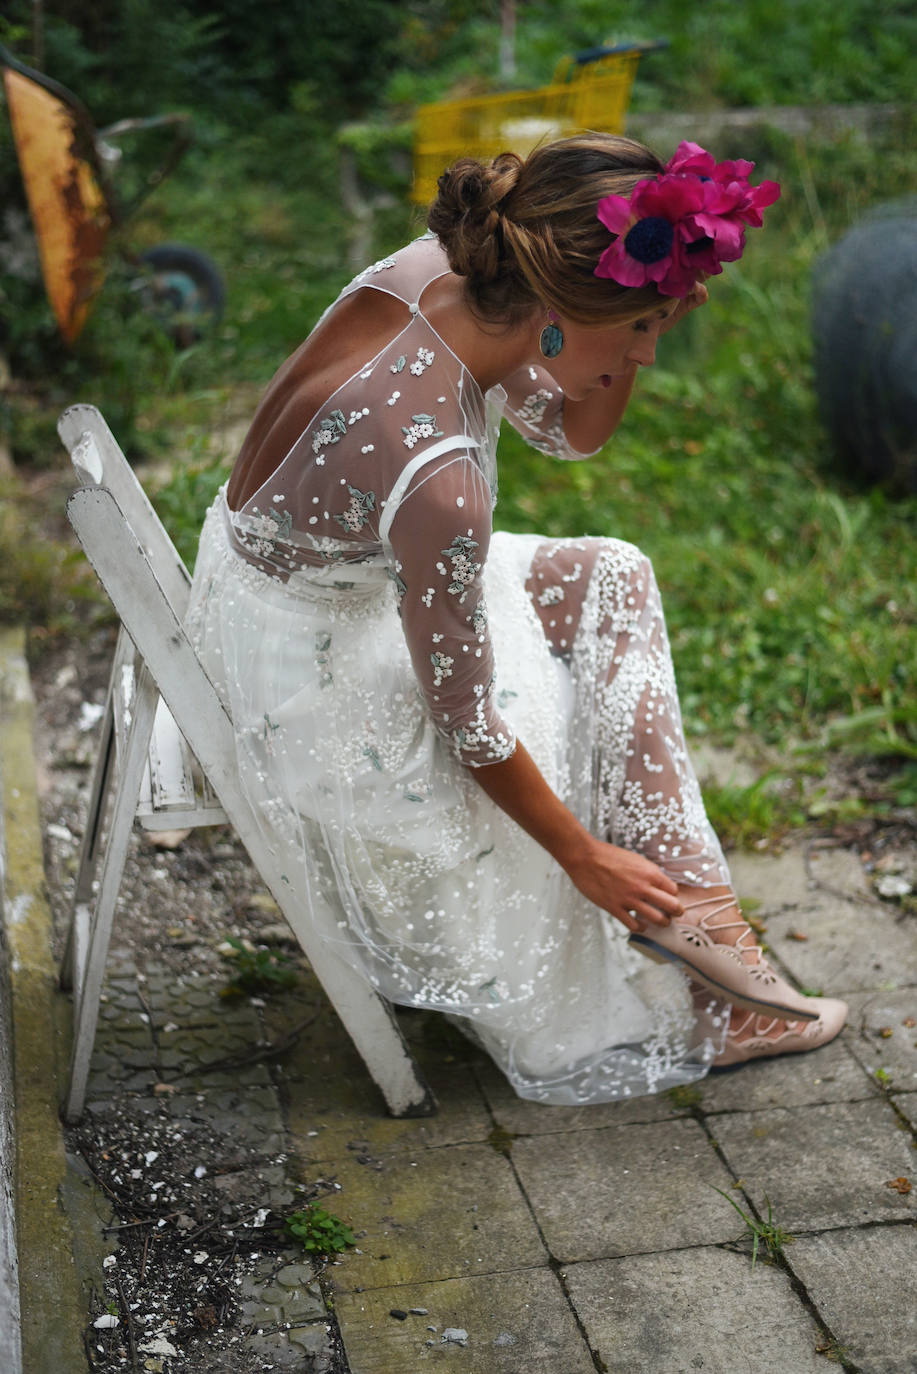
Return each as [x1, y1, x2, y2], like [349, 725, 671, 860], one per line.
[3, 65, 109, 342]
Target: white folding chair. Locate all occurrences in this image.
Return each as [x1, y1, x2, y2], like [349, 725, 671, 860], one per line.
[58, 404, 435, 1123]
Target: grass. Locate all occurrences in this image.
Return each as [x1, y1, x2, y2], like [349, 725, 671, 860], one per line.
[4, 49, 917, 826]
[713, 1187, 794, 1267]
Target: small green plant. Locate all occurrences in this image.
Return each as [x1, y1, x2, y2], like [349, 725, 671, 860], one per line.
[713, 1187, 794, 1267]
[285, 1204, 355, 1256]
[668, 1083, 704, 1110]
[218, 935, 298, 995]
[701, 772, 806, 850]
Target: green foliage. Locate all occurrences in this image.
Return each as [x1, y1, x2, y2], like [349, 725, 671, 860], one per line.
[0, 476, 102, 629]
[713, 1188, 794, 1267]
[701, 774, 807, 850]
[152, 450, 231, 571]
[284, 1204, 355, 1256]
[218, 935, 298, 996]
[4, 0, 917, 795]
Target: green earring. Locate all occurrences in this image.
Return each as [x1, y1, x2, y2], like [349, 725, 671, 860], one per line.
[539, 315, 564, 359]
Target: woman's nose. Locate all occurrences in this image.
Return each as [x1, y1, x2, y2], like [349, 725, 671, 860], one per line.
[627, 335, 658, 367]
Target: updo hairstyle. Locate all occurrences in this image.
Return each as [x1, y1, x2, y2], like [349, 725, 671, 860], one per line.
[427, 134, 667, 326]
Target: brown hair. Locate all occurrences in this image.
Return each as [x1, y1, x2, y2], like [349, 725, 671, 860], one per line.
[427, 133, 667, 326]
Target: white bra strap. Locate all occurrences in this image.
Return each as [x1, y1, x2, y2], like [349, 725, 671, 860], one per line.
[379, 436, 478, 551]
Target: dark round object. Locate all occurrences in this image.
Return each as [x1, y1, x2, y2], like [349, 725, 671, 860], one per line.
[812, 202, 917, 493]
[138, 243, 225, 345]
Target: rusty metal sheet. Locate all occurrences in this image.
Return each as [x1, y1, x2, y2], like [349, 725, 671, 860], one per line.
[3, 64, 110, 342]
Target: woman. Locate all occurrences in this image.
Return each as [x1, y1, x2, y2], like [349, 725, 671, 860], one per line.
[186, 134, 846, 1105]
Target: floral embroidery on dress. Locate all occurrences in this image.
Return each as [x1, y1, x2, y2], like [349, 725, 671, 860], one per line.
[468, 601, 487, 636]
[262, 713, 280, 757]
[334, 485, 376, 532]
[386, 565, 407, 600]
[441, 533, 481, 602]
[420, 588, 435, 608]
[362, 744, 383, 771]
[402, 413, 444, 449]
[359, 255, 396, 276]
[430, 651, 454, 687]
[348, 408, 369, 425]
[410, 347, 435, 376]
[538, 584, 564, 607]
[516, 388, 554, 424]
[315, 631, 332, 688]
[247, 506, 293, 557]
[452, 698, 513, 762]
[390, 355, 406, 373]
[311, 407, 347, 458]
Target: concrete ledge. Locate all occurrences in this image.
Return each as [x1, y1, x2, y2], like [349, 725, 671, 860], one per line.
[0, 627, 88, 1372]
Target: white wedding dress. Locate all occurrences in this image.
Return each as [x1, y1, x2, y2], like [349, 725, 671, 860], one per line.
[186, 233, 730, 1105]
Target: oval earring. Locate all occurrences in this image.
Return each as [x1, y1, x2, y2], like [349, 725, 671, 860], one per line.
[539, 316, 564, 359]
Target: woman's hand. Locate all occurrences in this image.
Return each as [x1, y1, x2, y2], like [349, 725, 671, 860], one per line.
[468, 739, 683, 936]
[660, 280, 708, 334]
[563, 834, 683, 934]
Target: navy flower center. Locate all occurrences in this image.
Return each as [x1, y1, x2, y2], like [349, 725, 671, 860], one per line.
[685, 234, 714, 255]
[624, 216, 674, 264]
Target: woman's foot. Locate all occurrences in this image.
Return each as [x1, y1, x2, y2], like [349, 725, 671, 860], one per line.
[712, 996, 848, 1068]
[628, 885, 821, 1022]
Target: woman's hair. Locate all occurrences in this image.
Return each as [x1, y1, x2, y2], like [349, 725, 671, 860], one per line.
[427, 133, 667, 326]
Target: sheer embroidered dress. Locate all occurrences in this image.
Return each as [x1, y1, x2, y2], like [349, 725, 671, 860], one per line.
[186, 234, 731, 1104]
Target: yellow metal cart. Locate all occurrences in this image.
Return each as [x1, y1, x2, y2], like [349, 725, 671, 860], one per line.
[412, 40, 665, 206]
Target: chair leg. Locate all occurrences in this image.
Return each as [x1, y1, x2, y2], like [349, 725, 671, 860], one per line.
[60, 628, 134, 991]
[63, 665, 158, 1122]
[272, 884, 437, 1118]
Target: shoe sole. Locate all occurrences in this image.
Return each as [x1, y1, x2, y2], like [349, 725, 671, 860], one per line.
[628, 931, 820, 1022]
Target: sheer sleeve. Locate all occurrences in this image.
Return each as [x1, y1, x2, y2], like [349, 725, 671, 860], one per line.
[386, 452, 516, 767]
[495, 363, 602, 460]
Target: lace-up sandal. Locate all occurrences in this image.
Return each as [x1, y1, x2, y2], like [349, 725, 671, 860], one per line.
[628, 894, 820, 1022]
[712, 998, 848, 1068]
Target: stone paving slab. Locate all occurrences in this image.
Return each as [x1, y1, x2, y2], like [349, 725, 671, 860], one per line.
[511, 1117, 739, 1262]
[843, 988, 917, 1093]
[788, 1224, 917, 1374]
[712, 1099, 917, 1232]
[728, 849, 917, 996]
[564, 1245, 828, 1374]
[700, 1033, 877, 1114]
[273, 997, 497, 1159]
[333, 1268, 597, 1373]
[327, 1142, 547, 1291]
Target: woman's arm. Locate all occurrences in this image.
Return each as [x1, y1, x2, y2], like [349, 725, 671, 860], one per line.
[468, 739, 682, 933]
[559, 366, 639, 455]
[560, 283, 709, 454]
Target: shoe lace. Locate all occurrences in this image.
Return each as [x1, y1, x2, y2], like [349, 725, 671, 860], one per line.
[681, 895, 763, 968]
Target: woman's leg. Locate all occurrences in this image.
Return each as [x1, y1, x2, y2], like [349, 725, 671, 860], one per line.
[525, 537, 846, 1037]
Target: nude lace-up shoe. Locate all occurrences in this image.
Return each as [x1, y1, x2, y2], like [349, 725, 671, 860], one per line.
[712, 997, 848, 1068]
[628, 893, 821, 1022]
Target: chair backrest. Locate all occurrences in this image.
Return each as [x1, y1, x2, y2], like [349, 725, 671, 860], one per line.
[58, 404, 191, 616]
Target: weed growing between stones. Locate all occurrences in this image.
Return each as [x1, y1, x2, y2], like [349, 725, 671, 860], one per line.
[714, 1187, 794, 1267]
[285, 1205, 356, 1257]
[218, 935, 299, 997]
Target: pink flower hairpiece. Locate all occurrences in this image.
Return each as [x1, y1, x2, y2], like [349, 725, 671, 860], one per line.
[594, 141, 781, 298]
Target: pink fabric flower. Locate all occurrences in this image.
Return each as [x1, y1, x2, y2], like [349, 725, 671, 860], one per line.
[594, 141, 781, 297]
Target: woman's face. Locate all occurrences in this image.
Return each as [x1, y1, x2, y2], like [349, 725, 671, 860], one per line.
[542, 303, 679, 400]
